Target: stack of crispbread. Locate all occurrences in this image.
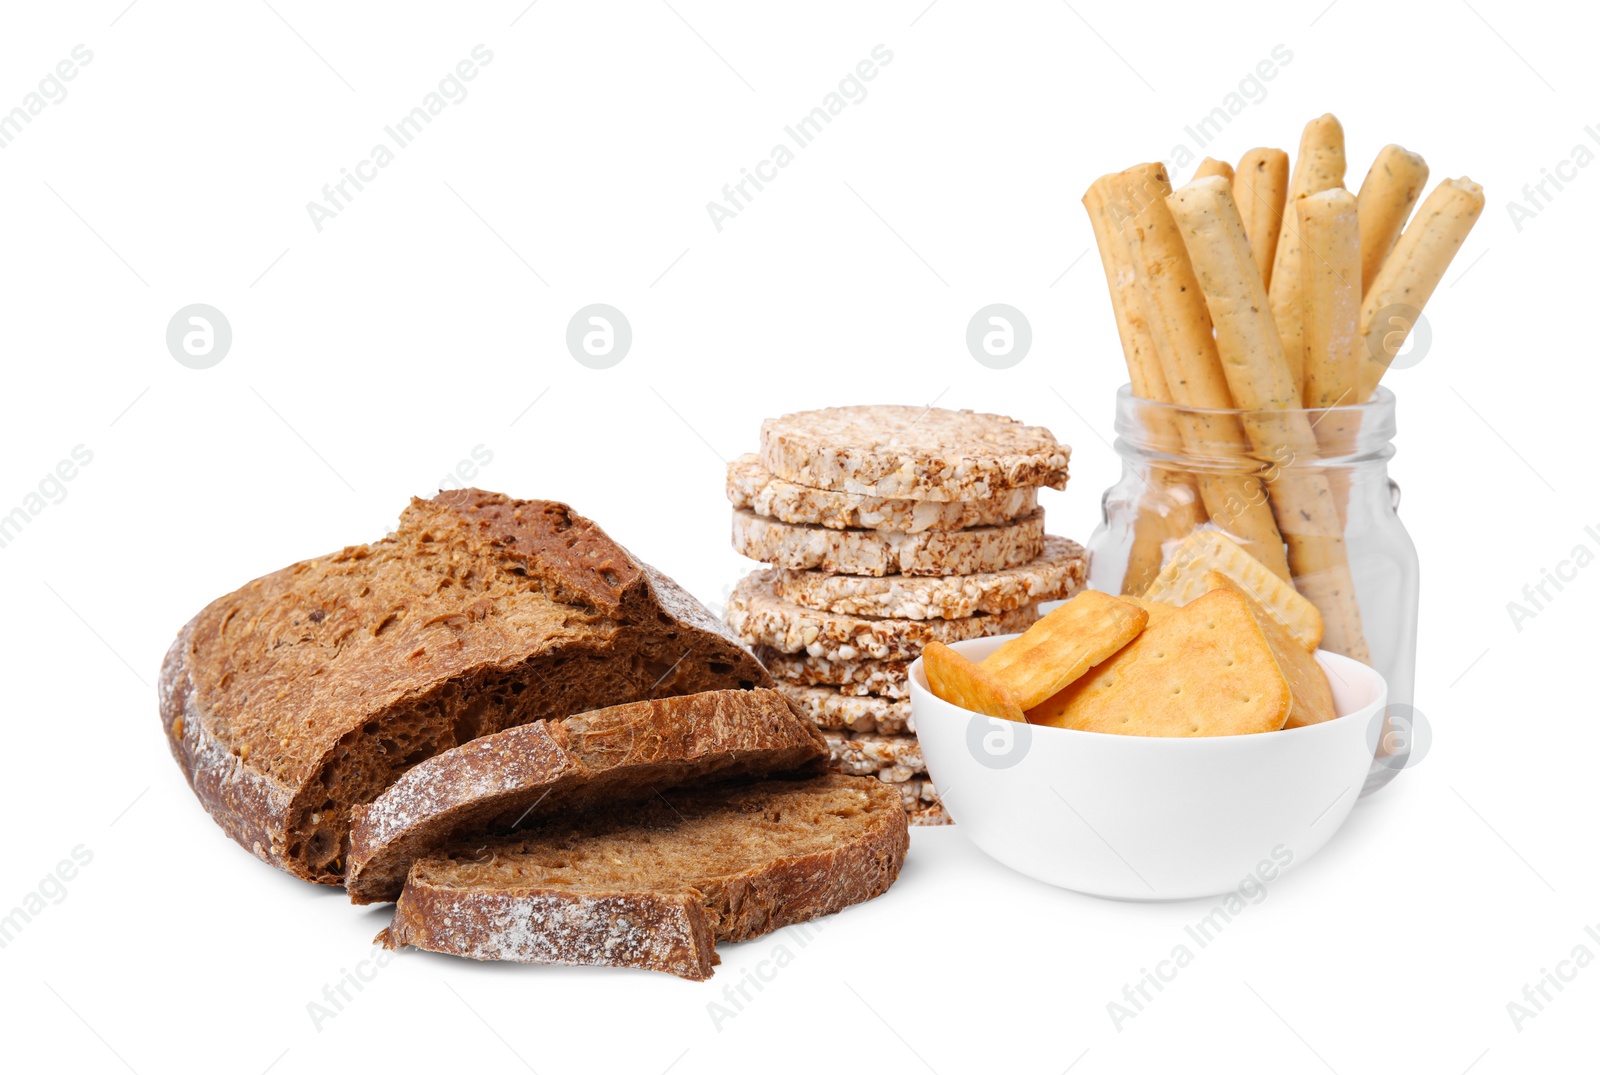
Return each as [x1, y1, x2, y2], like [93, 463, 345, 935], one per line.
[724, 406, 1084, 825]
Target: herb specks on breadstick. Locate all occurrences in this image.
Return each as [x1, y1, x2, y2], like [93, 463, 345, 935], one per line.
[1355, 144, 1430, 296]
[1167, 175, 1371, 661]
[1356, 177, 1486, 399]
[1297, 188, 1361, 410]
[1267, 115, 1347, 400]
[1233, 148, 1289, 288]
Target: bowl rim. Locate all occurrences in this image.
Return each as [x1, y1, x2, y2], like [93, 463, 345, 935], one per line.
[908, 635, 1387, 744]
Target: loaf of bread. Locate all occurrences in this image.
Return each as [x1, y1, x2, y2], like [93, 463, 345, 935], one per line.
[158, 490, 770, 885]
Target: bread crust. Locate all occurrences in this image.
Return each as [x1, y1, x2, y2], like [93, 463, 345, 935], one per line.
[346, 689, 827, 904]
[158, 491, 771, 885]
[380, 775, 909, 979]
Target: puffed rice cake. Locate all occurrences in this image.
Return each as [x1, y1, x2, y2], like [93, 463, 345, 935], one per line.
[759, 405, 1069, 502]
[727, 454, 1038, 533]
[731, 508, 1044, 578]
[771, 535, 1086, 619]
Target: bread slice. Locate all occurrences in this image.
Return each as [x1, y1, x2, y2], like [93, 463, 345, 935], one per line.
[159, 490, 771, 885]
[379, 774, 908, 979]
[346, 689, 827, 904]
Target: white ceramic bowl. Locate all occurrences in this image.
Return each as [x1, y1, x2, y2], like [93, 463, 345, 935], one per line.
[910, 635, 1386, 901]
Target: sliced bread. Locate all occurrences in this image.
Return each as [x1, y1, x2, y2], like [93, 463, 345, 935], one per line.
[346, 689, 827, 904]
[379, 774, 909, 979]
[159, 490, 771, 885]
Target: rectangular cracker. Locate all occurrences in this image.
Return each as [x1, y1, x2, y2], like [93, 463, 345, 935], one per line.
[1204, 572, 1336, 728]
[1027, 589, 1290, 737]
[1144, 530, 1323, 651]
[923, 641, 1026, 723]
[980, 590, 1148, 710]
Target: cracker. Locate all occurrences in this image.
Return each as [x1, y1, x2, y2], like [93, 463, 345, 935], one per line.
[1028, 589, 1290, 736]
[1204, 572, 1336, 728]
[727, 455, 1038, 533]
[1143, 530, 1323, 651]
[980, 590, 1149, 710]
[759, 405, 1070, 502]
[731, 508, 1046, 578]
[771, 535, 1085, 620]
[922, 641, 1026, 723]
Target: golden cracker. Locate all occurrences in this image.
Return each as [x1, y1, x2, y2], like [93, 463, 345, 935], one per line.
[923, 641, 1026, 723]
[980, 590, 1148, 710]
[1144, 530, 1323, 651]
[1204, 572, 1336, 728]
[1028, 589, 1290, 737]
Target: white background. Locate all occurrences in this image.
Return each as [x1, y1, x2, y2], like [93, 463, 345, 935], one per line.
[0, 1, 1594, 1072]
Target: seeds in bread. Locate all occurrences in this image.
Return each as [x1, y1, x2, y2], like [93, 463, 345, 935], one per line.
[346, 689, 828, 904]
[756, 647, 912, 699]
[772, 535, 1085, 619]
[727, 454, 1038, 533]
[380, 775, 908, 980]
[772, 681, 912, 734]
[158, 490, 770, 885]
[759, 405, 1070, 501]
[726, 569, 1040, 662]
[732, 508, 1045, 578]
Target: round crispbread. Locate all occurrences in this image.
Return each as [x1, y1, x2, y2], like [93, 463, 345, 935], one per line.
[759, 405, 1069, 502]
[725, 570, 1039, 662]
[772, 535, 1086, 620]
[727, 454, 1038, 533]
[756, 648, 912, 699]
[731, 508, 1044, 578]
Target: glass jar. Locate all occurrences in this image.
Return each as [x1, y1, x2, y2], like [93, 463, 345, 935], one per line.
[1087, 385, 1419, 795]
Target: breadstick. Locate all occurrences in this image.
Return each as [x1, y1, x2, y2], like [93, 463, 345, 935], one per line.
[1268, 115, 1347, 401]
[1356, 177, 1486, 399]
[1104, 166, 1292, 581]
[1232, 148, 1288, 288]
[1194, 157, 1234, 183]
[1167, 176, 1370, 661]
[1083, 167, 1208, 592]
[1355, 144, 1429, 296]
[1297, 188, 1363, 528]
[1297, 188, 1361, 410]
